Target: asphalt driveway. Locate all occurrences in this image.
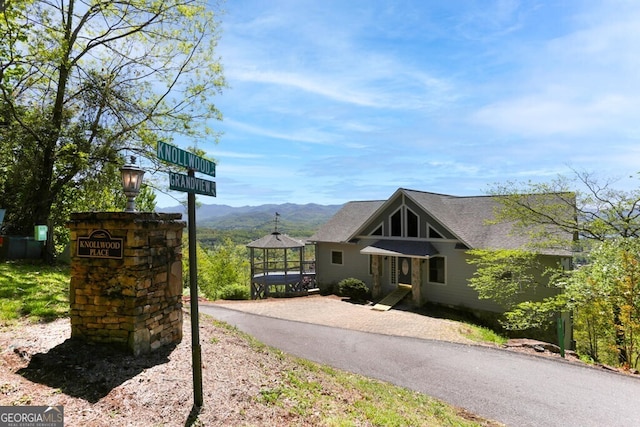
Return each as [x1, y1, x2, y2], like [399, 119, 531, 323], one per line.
[200, 296, 640, 427]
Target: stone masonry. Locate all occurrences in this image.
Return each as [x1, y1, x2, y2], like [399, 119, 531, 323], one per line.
[68, 212, 185, 356]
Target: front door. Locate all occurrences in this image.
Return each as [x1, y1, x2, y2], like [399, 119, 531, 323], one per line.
[398, 257, 411, 285]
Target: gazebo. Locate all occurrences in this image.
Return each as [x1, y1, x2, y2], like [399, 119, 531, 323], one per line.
[247, 230, 316, 299]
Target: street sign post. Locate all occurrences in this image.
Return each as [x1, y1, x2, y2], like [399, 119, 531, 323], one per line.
[157, 142, 218, 409]
[186, 170, 203, 409]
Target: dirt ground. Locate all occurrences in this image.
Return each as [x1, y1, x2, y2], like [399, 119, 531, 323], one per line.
[1, 311, 353, 426]
[0, 296, 633, 426]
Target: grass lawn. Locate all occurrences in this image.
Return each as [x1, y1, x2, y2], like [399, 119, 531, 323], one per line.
[0, 261, 69, 323]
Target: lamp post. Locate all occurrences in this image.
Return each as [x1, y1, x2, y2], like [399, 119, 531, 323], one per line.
[120, 156, 145, 212]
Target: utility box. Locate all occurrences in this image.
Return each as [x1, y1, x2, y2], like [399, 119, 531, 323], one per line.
[0, 236, 43, 260]
[34, 225, 48, 241]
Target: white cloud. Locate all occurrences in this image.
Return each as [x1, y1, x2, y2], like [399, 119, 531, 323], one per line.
[231, 63, 455, 112]
[206, 149, 263, 159]
[223, 118, 335, 145]
[473, 94, 638, 137]
[221, 4, 457, 114]
[426, 160, 482, 176]
[233, 69, 380, 108]
[470, 2, 640, 138]
[219, 163, 298, 181]
[157, 0, 640, 209]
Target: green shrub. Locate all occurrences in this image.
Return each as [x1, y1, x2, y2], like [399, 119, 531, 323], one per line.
[338, 278, 369, 301]
[218, 284, 250, 300]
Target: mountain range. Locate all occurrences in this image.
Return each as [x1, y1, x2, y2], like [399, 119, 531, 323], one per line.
[157, 202, 342, 235]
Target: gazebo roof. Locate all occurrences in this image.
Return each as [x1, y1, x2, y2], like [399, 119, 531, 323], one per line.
[246, 232, 305, 249]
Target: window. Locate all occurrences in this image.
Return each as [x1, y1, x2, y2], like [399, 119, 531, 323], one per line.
[371, 224, 383, 236]
[428, 257, 445, 284]
[331, 250, 343, 265]
[428, 226, 443, 239]
[391, 210, 402, 236]
[389, 206, 420, 237]
[407, 209, 418, 237]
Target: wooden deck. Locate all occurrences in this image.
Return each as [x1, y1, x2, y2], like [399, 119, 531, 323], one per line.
[251, 272, 317, 299]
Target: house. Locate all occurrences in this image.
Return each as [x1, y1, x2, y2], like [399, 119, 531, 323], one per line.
[309, 188, 573, 319]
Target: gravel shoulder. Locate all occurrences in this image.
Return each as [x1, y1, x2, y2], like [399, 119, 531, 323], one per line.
[209, 294, 478, 345]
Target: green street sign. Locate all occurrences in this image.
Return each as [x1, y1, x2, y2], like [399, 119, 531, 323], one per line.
[169, 172, 216, 197]
[157, 141, 216, 177]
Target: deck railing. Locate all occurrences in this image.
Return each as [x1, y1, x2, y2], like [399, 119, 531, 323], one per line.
[250, 260, 317, 299]
[252, 260, 315, 275]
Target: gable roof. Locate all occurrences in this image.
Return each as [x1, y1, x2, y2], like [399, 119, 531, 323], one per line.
[402, 189, 522, 250]
[308, 200, 384, 243]
[310, 188, 573, 254]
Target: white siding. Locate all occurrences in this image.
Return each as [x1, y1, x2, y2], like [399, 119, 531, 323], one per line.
[419, 242, 505, 312]
[316, 242, 371, 290]
[422, 245, 563, 313]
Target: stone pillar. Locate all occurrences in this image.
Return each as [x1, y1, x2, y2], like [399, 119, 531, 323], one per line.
[411, 258, 422, 306]
[371, 255, 382, 299]
[68, 212, 185, 356]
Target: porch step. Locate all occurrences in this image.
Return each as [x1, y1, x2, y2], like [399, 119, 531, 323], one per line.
[372, 285, 411, 311]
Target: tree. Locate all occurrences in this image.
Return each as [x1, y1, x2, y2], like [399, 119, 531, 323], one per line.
[486, 171, 640, 367]
[0, 0, 224, 249]
[466, 248, 568, 334]
[183, 239, 251, 301]
[490, 170, 640, 245]
[562, 238, 640, 368]
[206, 238, 251, 299]
[467, 249, 542, 311]
[49, 164, 157, 253]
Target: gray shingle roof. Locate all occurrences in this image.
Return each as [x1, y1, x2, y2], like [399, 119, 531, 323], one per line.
[403, 189, 528, 250]
[308, 200, 384, 243]
[247, 232, 305, 249]
[310, 188, 573, 254]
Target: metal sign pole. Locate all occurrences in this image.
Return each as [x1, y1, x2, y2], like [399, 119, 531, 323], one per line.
[157, 141, 215, 409]
[188, 168, 203, 407]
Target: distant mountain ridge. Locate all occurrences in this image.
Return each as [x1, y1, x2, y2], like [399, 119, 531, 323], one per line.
[157, 202, 342, 234]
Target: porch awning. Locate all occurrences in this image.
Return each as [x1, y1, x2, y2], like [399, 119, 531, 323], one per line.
[360, 240, 438, 259]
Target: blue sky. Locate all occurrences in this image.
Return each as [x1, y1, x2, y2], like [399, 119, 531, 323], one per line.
[154, 0, 640, 207]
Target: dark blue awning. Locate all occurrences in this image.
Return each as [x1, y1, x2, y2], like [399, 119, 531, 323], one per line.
[360, 240, 438, 259]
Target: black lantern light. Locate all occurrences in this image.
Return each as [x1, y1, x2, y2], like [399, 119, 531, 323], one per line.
[120, 156, 145, 212]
